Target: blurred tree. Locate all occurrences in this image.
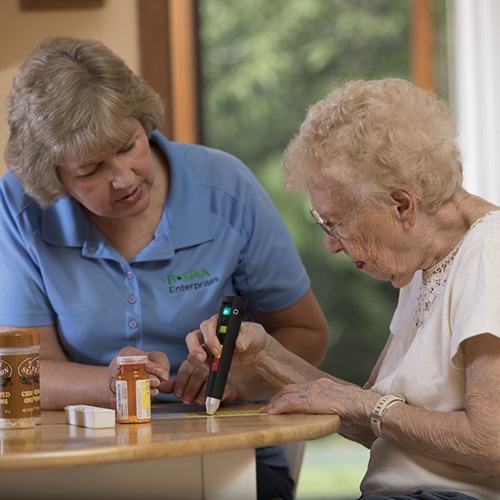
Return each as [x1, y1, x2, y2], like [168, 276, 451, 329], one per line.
[198, 0, 447, 384]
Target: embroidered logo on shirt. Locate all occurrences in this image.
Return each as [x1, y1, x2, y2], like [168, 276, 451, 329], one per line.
[167, 269, 220, 293]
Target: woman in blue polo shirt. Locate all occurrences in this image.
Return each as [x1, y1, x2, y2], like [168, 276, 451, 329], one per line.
[0, 37, 328, 500]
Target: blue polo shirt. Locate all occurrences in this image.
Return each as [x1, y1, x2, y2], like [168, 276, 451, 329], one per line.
[0, 131, 310, 377]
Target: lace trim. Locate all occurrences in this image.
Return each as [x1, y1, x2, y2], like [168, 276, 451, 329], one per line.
[412, 216, 485, 334]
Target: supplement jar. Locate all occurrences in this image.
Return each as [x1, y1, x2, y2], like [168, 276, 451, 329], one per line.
[30, 331, 41, 424]
[0, 331, 35, 429]
[115, 355, 151, 424]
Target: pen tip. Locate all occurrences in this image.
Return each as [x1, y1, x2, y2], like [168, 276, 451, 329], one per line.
[205, 398, 220, 415]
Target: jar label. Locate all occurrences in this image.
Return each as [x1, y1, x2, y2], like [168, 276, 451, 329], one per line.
[0, 360, 13, 382]
[0, 354, 33, 421]
[136, 379, 151, 420]
[30, 356, 40, 417]
[18, 358, 32, 383]
[116, 380, 128, 420]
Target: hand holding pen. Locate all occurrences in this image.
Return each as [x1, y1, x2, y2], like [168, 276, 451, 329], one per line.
[185, 308, 274, 406]
[204, 295, 247, 414]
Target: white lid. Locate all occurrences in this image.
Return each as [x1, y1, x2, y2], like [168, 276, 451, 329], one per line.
[116, 355, 148, 365]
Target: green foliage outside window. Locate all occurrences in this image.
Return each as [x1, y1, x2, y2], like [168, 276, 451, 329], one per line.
[198, 0, 448, 385]
[198, 2, 448, 498]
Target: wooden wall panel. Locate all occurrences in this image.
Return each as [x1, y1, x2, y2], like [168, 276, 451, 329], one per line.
[138, 0, 200, 143]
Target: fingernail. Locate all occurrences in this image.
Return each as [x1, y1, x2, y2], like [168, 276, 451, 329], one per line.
[153, 367, 169, 381]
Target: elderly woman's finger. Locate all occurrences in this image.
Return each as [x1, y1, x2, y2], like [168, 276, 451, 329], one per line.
[259, 384, 300, 414]
[199, 314, 223, 355]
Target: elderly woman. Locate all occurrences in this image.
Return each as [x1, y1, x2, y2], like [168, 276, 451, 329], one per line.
[0, 37, 328, 500]
[188, 79, 500, 500]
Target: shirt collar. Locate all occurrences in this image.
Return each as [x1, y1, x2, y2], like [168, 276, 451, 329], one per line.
[150, 131, 214, 250]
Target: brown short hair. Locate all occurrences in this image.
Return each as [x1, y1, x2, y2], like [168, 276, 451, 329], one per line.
[5, 36, 165, 207]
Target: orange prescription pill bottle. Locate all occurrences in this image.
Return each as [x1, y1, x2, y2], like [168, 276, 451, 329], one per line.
[115, 355, 151, 424]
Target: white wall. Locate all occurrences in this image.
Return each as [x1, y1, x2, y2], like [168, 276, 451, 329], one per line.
[449, 0, 500, 205]
[0, 0, 139, 177]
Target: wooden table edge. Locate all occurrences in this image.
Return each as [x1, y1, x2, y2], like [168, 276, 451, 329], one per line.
[0, 410, 340, 470]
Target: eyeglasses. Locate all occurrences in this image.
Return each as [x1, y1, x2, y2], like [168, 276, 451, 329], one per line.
[310, 208, 350, 241]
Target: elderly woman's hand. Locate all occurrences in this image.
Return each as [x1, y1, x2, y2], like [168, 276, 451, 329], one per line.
[171, 316, 271, 406]
[108, 346, 170, 406]
[261, 377, 377, 418]
[185, 315, 271, 371]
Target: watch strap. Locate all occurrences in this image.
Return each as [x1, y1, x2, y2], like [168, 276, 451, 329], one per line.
[370, 394, 406, 438]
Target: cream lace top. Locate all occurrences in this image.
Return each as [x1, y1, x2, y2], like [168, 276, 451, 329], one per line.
[413, 217, 483, 335]
[362, 211, 500, 499]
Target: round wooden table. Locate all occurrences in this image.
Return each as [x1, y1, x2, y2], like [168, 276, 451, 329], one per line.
[0, 403, 340, 500]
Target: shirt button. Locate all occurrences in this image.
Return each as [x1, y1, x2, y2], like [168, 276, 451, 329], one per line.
[126, 271, 134, 279]
[129, 320, 138, 329]
[128, 295, 137, 304]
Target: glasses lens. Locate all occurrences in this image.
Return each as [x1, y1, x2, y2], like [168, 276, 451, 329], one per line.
[320, 225, 336, 238]
[310, 209, 339, 239]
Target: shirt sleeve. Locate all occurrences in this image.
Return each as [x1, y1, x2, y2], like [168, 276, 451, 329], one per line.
[449, 230, 500, 369]
[0, 181, 55, 326]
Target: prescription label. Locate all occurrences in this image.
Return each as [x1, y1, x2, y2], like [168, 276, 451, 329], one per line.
[136, 379, 151, 420]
